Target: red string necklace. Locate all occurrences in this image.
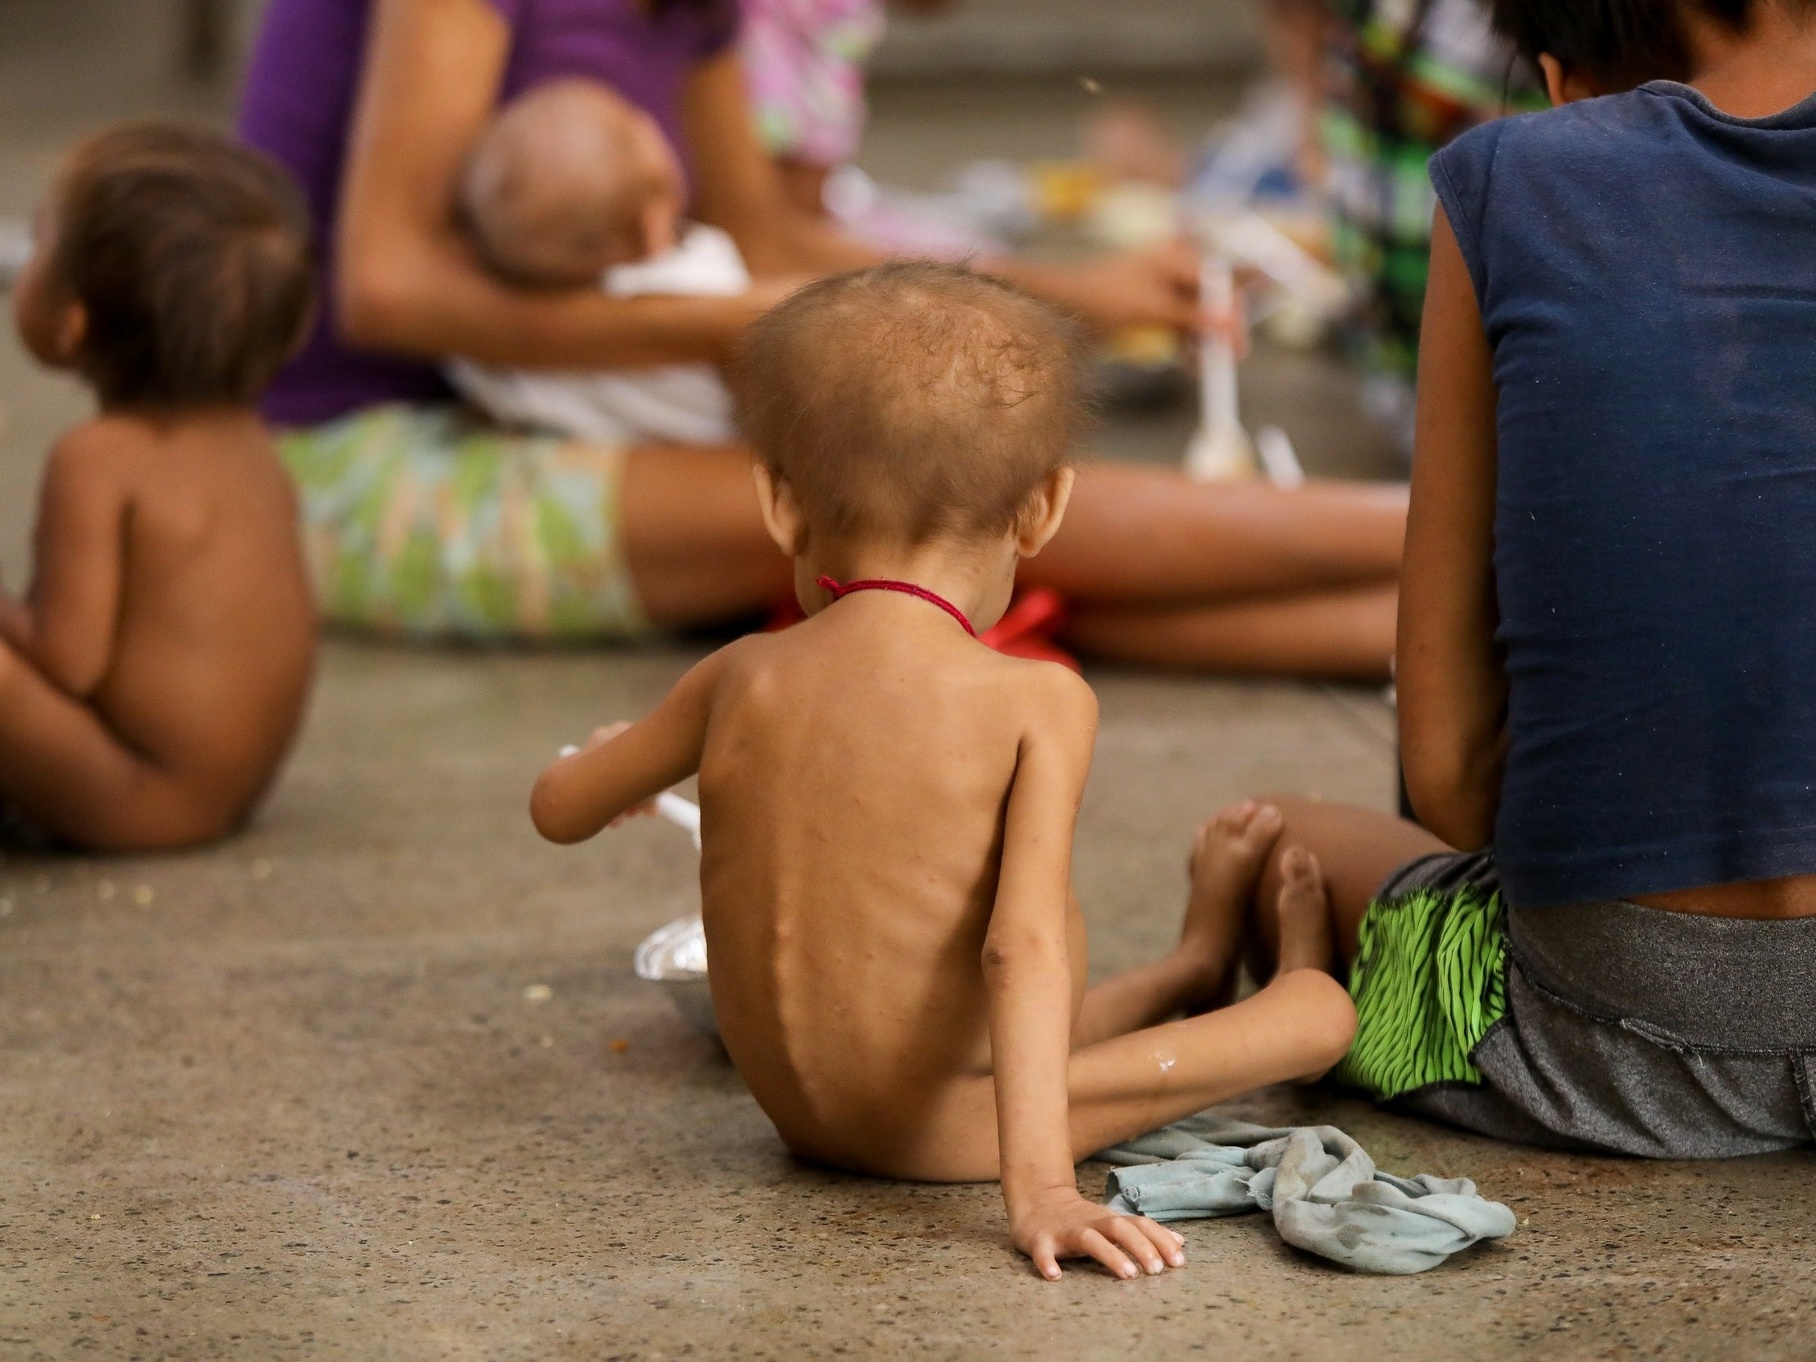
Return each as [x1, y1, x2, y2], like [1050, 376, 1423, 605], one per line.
[815, 575, 977, 637]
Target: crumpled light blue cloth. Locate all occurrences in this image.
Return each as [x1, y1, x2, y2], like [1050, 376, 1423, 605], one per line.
[1099, 1112, 1516, 1275]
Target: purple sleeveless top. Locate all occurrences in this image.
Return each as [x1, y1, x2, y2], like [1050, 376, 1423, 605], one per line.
[238, 0, 739, 425]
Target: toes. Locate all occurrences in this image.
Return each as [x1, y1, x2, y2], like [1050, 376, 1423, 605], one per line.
[1239, 802, 1284, 853]
[1214, 799, 1257, 835]
[1278, 845, 1327, 900]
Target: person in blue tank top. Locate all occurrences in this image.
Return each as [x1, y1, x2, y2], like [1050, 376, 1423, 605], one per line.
[1198, 0, 1816, 1157]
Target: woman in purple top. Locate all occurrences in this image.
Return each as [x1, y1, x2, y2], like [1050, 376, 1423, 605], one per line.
[240, 0, 1408, 674]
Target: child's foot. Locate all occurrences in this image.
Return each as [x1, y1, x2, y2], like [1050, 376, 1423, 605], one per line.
[1179, 800, 1285, 1010]
[1274, 845, 1336, 977]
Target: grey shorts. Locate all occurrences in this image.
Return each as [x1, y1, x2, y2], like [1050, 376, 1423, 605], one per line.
[1390, 851, 1816, 1158]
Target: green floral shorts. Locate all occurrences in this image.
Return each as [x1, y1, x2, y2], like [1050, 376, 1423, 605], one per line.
[278, 405, 652, 642]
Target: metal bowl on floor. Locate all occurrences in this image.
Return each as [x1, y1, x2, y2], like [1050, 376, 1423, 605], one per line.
[633, 914, 719, 1040]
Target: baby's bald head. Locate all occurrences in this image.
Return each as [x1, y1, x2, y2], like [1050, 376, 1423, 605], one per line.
[738, 263, 1089, 547]
[460, 79, 683, 286]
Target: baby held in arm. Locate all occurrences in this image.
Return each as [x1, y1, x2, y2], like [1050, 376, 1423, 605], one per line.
[0, 125, 318, 851]
[530, 263, 1355, 1280]
[448, 79, 758, 445]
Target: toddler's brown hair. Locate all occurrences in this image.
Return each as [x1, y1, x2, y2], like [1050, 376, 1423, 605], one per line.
[48, 122, 314, 409]
[737, 262, 1088, 544]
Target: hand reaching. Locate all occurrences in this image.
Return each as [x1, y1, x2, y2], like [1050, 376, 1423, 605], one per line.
[1013, 1189, 1186, 1281]
[1032, 241, 1202, 335]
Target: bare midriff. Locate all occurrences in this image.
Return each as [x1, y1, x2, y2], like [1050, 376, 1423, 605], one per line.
[1632, 874, 1816, 920]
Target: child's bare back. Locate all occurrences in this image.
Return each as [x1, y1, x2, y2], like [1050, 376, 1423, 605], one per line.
[695, 598, 1094, 1178]
[0, 125, 317, 850]
[533, 263, 1354, 1280]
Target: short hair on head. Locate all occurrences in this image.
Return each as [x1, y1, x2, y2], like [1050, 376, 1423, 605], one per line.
[736, 262, 1089, 545]
[1490, 0, 1812, 89]
[460, 80, 657, 284]
[49, 122, 314, 409]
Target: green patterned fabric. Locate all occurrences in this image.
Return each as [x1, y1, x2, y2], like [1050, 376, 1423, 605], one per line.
[278, 404, 651, 642]
[1323, 0, 1546, 382]
[1333, 881, 1508, 1100]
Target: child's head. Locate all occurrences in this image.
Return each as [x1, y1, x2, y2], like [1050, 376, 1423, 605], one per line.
[737, 261, 1087, 557]
[1493, 0, 1816, 95]
[461, 79, 685, 286]
[13, 123, 314, 412]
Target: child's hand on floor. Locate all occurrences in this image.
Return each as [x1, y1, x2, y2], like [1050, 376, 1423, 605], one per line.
[1013, 1188, 1186, 1281]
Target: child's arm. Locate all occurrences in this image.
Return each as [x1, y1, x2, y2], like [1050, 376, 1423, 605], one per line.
[984, 671, 1185, 1282]
[0, 431, 127, 698]
[1398, 205, 1507, 849]
[529, 645, 733, 844]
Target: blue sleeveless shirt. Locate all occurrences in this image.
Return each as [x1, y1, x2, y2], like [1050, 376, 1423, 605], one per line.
[1430, 83, 1816, 907]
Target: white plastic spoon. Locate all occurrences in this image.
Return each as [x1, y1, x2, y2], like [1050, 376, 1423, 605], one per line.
[1184, 253, 1258, 482]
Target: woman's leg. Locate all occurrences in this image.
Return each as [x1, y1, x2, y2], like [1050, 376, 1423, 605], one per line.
[1064, 581, 1398, 680]
[1028, 464, 1407, 605]
[0, 642, 229, 851]
[619, 442, 793, 628]
[621, 444, 1405, 631]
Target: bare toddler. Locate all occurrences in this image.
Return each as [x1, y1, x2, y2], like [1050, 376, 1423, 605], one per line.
[531, 263, 1356, 1280]
[449, 79, 753, 445]
[0, 124, 318, 850]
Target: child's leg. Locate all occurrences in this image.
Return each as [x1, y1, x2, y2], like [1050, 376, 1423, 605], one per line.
[900, 853, 1358, 1184]
[0, 642, 226, 851]
[1062, 581, 1398, 680]
[1070, 800, 1284, 1047]
[1063, 852, 1355, 1158]
[1244, 797, 1449, 975]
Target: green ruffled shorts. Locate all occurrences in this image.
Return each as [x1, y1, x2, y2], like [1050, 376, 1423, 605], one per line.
[1333, 849, 1509, 1101]
[278, 404, 651, 642]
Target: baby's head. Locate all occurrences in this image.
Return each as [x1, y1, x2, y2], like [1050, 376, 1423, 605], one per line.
[461, 79, 685, 286]
[1493, 0, 1814, 96]
[14, 123, 314, 411]
[738, 262, 1087, 609]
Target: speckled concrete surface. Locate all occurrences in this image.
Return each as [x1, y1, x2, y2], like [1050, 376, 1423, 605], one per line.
[3, 8, 1814, 1359]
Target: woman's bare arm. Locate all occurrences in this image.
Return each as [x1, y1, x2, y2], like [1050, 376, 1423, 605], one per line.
[337, 0, 765, 369]
[683, 51, 880, 278]
[1397, 206, 1506, 849]
[0, 429, 127, 698]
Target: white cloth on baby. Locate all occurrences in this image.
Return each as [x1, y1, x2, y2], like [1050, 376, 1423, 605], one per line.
[1099, 1112, 1516, 1274]
[448, 223, 749, 445]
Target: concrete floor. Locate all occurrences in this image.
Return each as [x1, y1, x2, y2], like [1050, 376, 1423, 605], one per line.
[2, 6, 1814, 1359]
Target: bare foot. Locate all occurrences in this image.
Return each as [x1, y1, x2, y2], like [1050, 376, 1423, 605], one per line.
[1274, 845, 1336, 978]
[1179, 800, 1285, 1010]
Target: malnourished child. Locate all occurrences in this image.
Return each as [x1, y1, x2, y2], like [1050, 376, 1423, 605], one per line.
[450, 79, 750, 445]
[0, 124, 317, 850]
[531, 263, 1356, 1280]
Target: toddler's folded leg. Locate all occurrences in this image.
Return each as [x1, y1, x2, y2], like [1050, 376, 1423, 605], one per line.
[1063, 847, 1355, 1154]
[1063, 968, 1356, 1159]
[0, 642, 222, 851]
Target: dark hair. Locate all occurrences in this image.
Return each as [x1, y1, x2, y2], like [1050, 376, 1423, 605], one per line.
[1490, 0, 1796, 90]
[48, 122, 315, 409]
[736, 262, 1088, 544]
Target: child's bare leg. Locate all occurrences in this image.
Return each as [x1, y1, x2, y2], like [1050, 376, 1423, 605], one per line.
[1246, 797, 1448, 974]
[1062, 581, 1398, 681]
[1071, 800, 1283, 1047]
[922, 856, 1356, 1180]
[1065, 848, 1353, 1153]
[0, 642, 226, 850]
